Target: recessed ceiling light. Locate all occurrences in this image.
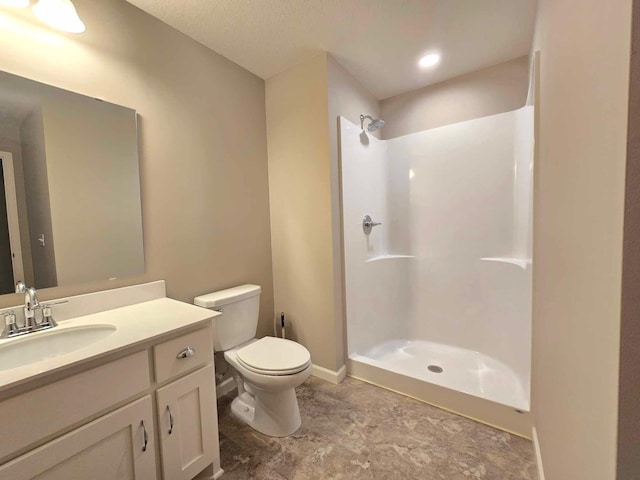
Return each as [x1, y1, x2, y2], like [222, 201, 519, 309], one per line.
[419, 53, 440, 68]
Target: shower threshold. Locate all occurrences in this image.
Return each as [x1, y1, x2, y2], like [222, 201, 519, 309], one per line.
[348, 339, 530, 435]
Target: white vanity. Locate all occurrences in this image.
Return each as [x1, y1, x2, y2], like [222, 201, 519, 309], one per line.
[0, 281, 222, 480]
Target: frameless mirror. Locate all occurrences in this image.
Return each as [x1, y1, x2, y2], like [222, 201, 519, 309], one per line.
[0, 71, 144, 295]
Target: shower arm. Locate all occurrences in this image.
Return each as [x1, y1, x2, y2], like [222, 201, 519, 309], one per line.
[360, 114, 373, 130]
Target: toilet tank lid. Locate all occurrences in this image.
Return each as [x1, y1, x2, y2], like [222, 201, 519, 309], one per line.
[194, 284, 261, 308]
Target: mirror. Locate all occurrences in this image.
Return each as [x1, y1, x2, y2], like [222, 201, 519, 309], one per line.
[0, 71, 144, 295]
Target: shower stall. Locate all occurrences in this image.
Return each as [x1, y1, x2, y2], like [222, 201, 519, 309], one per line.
[340, 108, 534, 434]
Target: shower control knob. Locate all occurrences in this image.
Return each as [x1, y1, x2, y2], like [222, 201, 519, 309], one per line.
[362, 215, 382, 235]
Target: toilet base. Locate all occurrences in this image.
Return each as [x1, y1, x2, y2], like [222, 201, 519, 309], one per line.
[230, 387, 302, 437]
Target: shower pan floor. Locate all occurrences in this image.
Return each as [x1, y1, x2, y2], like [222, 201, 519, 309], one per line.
[350, 339, 529, 411]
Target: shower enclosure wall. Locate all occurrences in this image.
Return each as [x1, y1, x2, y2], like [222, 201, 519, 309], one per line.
[340, 108, 534, 434]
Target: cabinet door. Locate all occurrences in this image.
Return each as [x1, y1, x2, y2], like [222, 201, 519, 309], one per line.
[0, 395, 157, 480]
[156, 365, 218, 480]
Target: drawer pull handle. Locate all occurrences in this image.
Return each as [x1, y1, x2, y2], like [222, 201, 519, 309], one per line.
[177, 346, 196, 359]
[167, 406, 174, 435]
[141, 420, 148, 452]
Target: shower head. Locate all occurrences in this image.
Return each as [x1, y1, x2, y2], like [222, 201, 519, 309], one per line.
[360, 114, 385, 132]
[368, 118, 385, 132]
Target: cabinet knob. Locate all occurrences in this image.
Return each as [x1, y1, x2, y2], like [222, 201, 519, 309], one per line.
[177, 346, 196, 359]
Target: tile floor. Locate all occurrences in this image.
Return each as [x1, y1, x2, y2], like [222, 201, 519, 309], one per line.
[218, 376, 537, 479]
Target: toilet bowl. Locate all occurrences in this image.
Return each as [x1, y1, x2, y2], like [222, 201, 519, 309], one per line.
[224, 336, 311, 436]
[194, 285, 312, 437]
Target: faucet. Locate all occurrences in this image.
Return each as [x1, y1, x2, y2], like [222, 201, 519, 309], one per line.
[24, 287, 40, 330]
[0, 283, 65, 338]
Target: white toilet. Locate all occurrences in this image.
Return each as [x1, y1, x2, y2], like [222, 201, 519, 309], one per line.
[194, 284, 312, 437]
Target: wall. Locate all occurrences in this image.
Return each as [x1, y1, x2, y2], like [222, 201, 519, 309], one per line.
[530, 0, 632, 479]
[617, 0, 640, 476]
[380, 56, 529, 139]
[265, 54, 337, 370]
[0, 0, 274, 337]
[264, 53, 381, 372]
[327, 55, 381, 370]
[20, 108, 57, 289]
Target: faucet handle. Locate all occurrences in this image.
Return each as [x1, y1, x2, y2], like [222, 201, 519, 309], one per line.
[40, 300, 67, 328]
[1, 311, 17, 338]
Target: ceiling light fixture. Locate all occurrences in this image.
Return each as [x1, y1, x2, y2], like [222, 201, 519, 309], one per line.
[33, 0, 85, 33]
[419, 53, 441, 68]
[0, 0, 29, 7]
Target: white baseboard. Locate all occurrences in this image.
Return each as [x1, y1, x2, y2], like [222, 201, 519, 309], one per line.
[216, 377, 237, 398]
[311, 364, 347, 384]
[532, 427, 545, 480]
[213, 468, 224, 480]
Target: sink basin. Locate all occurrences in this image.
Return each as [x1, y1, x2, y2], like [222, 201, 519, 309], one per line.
[0, 324, 116, 371]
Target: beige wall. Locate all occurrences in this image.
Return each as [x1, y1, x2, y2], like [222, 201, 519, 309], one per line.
[265, 53, 381, 372]
[265, 54, 338, 370]
[380, 56, 529, 139]
[618, 2, 640, 477]
[530, 0, 632, 479]
[0, 0, 274, 337]
[327, 55, 380, 367]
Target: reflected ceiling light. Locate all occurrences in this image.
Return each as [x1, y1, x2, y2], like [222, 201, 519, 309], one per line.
[0, 0, 29, 7]
[33, 0, 85, 33]
[419, 53, 440, 68]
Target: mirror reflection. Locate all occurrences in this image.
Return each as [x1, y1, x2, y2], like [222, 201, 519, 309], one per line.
[0, 71, 144, 294]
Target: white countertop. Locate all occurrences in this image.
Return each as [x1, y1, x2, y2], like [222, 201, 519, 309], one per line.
[0, 297, 220, 394]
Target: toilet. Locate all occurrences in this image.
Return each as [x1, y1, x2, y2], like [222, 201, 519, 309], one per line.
[194, 284, 312, 437]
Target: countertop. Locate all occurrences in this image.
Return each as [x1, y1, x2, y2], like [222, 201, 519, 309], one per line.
[0, 297, 220, 394]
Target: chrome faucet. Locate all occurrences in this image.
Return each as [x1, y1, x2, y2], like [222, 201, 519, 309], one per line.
[0, 283, 63, 338]
[23, 286, 40, 330]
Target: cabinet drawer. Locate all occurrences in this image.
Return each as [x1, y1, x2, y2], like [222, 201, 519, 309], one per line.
[0, 350, 149, 462]
[153, 327, 212, 384]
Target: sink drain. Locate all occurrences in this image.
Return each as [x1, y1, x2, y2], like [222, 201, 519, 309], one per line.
[427, 365, 443, 373]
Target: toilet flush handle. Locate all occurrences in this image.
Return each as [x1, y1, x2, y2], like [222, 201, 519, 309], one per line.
[177, 346, 196, 359]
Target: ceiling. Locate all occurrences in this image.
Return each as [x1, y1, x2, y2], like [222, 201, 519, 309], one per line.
[126, 0, 537, 100]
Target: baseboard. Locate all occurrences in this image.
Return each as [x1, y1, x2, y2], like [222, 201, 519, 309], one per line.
[216, 377, 237, 398]
[311, 364, 347, 384]
[213, 468, 224, 480]
[532, 427, 545, 480]
[194, 461, 223, 480]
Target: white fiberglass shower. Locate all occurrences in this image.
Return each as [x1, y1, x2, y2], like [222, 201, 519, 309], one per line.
[340, 108, 534, 428]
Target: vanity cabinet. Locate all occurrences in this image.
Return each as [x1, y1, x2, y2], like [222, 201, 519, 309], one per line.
[0, 323, 220, 480]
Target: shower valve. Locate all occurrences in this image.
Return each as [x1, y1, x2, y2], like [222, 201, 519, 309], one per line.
[362, 215, 382, 235]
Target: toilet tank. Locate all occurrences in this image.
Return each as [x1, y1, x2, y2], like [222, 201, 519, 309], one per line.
[194, 284, 261, 351]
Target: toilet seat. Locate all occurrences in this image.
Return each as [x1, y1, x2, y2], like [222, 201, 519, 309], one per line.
[236, 337, 311, 376]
